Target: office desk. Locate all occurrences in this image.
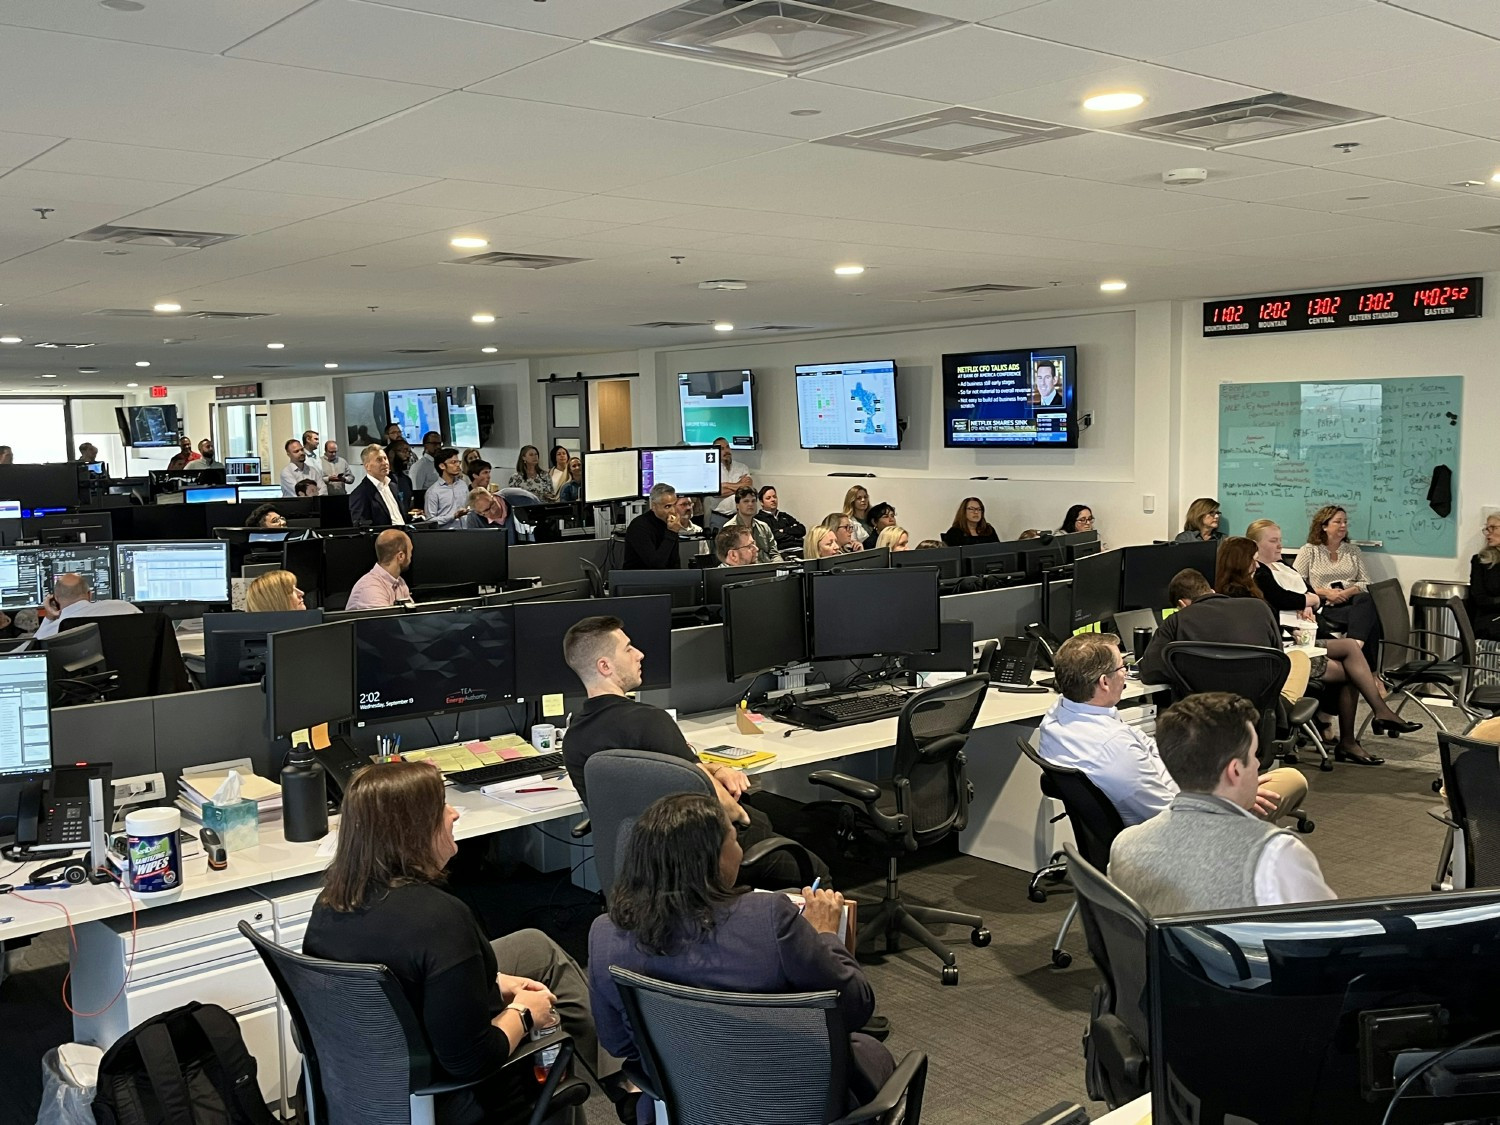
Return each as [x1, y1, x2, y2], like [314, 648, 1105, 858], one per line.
[1094, 1094, 1150, 1124]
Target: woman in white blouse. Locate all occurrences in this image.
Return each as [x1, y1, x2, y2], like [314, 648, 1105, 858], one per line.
[1294, 505, 1382, 664]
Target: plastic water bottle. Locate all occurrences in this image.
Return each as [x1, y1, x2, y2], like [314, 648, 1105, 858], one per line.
[531, 1006, 563, 1083]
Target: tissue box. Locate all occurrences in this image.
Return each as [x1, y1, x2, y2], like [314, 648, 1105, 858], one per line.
[203, 799, 259, 852]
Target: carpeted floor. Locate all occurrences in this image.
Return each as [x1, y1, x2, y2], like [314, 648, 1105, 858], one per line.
[0, 706, 1454, 1125]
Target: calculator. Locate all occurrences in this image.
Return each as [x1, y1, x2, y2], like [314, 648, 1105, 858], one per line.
[700, 744, 760, 760]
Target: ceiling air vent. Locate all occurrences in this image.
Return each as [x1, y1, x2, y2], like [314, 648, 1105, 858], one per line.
[250, 364, 290, 369]
[931, 283, 1038, 295]
[448, 251, 589, 269]
[817, 107, 1082, 161]
[390, 349, 447, 354]
[69, 224, 240, 249]
[1114, 94, 1377, 149]
[89, 308, 272, 319]
[746, 324, 815, 332]
[1467, 225, 1500, 236]
[633, 321, 709, 329]
[601, 0, 959, 76]
[32, 341, 96, 349]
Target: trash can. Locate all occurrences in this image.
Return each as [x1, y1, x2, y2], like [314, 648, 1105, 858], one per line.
[1410, 579, 1469, 666]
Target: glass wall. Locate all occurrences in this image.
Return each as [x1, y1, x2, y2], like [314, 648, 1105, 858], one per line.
[2, 400, 69, 463]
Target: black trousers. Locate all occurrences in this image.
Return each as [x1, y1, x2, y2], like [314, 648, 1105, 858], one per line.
[738, 790, 832, 887]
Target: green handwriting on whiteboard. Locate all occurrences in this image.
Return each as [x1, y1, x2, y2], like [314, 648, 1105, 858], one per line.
[1217, 377, 1461, 558]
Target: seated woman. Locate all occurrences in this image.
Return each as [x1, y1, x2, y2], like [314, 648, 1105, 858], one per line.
[558, 456, 584, 502]
[244, 569, 305, 613]
[820, 512, 863, 553]
[1468, 513, 1500, 640]
[1174, 497, 1222, 543]
[1294, 505, 1381, 663]
[875, 524, 909, 552]
[588, 793, 894, 1118]
[1059, 504, 1095, 535]
[1232, 527, 1420, 764]
[940, 497, 999, 547]
[244, 503, 286, 530]
[304, 762, 622, 1125]
[803, 524, 841, 559]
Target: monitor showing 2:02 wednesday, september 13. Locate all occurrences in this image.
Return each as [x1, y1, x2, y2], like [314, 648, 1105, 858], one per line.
[942, 346, 1079, 448]
[678, 369, 756, 449]
[795, 359, 899, 450]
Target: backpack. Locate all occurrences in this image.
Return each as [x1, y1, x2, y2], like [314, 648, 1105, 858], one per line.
[92, 1002, 280, 1125]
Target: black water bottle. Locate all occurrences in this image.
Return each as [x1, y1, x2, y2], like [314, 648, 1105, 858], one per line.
[1133, 627, 1152, 661]
[282, 747, 329, 842]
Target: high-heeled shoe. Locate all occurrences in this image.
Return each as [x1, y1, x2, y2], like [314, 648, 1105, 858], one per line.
[1371, 716, 1422, 736]
[1335, 746, 1385, 765]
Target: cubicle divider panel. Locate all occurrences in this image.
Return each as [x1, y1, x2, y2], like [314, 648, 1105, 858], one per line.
[940, 583, 1045, 642]
[154, 684, 275, 790]
[53, 697, 157, 780]
[509, 538, 609, 584]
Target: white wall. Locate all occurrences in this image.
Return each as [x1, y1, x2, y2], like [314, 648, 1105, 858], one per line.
[528, 351, 654, 454]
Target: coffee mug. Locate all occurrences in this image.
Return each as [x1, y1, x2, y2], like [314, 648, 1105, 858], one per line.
[530, 724, 557, 752]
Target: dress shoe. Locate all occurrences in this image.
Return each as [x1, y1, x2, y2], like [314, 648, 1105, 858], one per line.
[1335, 747, 1385, 765]
[1371, 717, 1422, 736]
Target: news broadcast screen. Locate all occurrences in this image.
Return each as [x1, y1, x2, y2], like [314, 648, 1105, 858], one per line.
[942, 346, 1079, 448]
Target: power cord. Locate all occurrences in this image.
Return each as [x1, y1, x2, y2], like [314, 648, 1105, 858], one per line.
[1379, 1028, 1500, 1125]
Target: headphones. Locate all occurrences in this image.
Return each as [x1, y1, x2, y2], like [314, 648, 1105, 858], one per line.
[28, 858, 89, 886]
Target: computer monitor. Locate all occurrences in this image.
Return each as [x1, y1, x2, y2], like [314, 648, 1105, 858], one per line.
[1056, 530, 1101, 561]
[703, 560, 787, 606]
[115, 540, 230, 604]
[0, 500, 21, 548]
[282, 538, 322, 606]
[639, 447, 719, 496]
[481, 579, 591, 606]
[184, 486, 238, 505]
[815, 546, 890, 573]
[386, 387, 440, 441]
[722, 573, 807, 680]
[35, 511, 114, 544]
[1175, 537, 1221, 588]
[1070, 548, 1123, 628]
[583, 450, 640, 504]
[0, 545, 116, 609]
[893, 546, 961, 581]
[322, 535, 377, 601]
[127, 504, 210, 540]
[85, 461, 109, 479]
[1121, 541, 1216, 611]
[1017, 541, 1064, 582]
[1151, 888, 1500, 1125]
[405, 529, 506, 594]
[238, 484, 282, 501]
[224, 456, 262, 486]
[608, 568, 703, 611]
[266, 620, 355, 738]
[443, 385, 482, 447]
[968, 551, 1024, 583]
[808, 568, 940, 660]
[202, 609, 323, 688]
[0, 652, 52, 780]
[903, 619, 974, 673]
[353, 608, 514, 723]
[0, 464, 80, 510]
[512, 594, 673, 697]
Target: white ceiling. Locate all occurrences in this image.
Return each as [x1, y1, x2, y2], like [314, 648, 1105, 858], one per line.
[2, 0, 1500, 393]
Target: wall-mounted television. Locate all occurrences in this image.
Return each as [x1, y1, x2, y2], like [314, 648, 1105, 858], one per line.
[678, 369, 756, 449]
[443, 385, 482, 447]
[116, 405, 181, 448]
[794, 359, 899, 450]
[343, 392, 388, 448]
[942, 345, 1079, 448]
[386, 388, 439, 444]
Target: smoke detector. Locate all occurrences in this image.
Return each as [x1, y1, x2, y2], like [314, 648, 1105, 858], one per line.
[699, 279, 749, 291]
[1163, 167, 1208, 185]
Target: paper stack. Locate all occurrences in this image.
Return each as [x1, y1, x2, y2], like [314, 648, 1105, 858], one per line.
[178, 770, 283, 825]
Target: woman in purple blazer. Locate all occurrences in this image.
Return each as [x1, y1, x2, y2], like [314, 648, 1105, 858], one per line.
[587, 794, 894, 1114]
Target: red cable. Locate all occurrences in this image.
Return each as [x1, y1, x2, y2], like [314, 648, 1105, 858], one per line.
[12, 871, 139, 1018]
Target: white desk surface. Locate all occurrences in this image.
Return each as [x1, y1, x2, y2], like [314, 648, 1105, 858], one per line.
[0, 674, 1155, 943]
[1093, 1094, 1150, 1124]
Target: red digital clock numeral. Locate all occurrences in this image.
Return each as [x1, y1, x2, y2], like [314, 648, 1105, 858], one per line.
[1414, 286, 1470, 308]
[1358, 291, 1394, 312]
[1258, 300, 1291, 321]
[1307, 296, 1341, 316]
[1213, 304, 1244, 324]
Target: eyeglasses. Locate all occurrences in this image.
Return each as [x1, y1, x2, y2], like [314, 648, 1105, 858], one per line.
[1075, 515, 1096, 526]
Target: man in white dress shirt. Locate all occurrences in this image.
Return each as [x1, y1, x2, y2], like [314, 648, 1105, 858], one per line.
[711, 436, 752, 521]
[33, 573, 140, 641]
[422, 447, 471, 528]
[1108, 691, 1334, 912]
[279, 438, 324, 497]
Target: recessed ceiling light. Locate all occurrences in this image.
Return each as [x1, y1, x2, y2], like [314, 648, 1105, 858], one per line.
[1083, 91, 1145, 112]
[153, 301, 181, 313]
[1100, 280, 1128, 292]
[834, 264, 865, 276]
[0, 336, 21, 344]
[1491, 172, 1500, 183]
[789, 109, 822, 117]
[324, 362, 339, 369]
[481, 346, 499, 353]
[212, 374, 224, 380]
[78, 367, 98, 374]
[100, 0, 146, 10]
[266, 342, 285, 349]
[134, 360, 150, 367]
[126, 382, 138, 388]
[450, 236, 488, 249]
[471, 313, 496, 324]
[713, 322, 734, 332]
[41, 373, 57, 379]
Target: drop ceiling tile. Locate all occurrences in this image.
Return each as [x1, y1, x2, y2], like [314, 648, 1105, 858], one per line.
[977, 63, 1264, 129]
[1297, 48, 1500, 120]
[1158, 5, 1487, 91]
[1408, 99, 1500, 141]
[454, 214, 623, 240]
[1272, 179, 1454, 211]
[576, 224, 727, 248]
[296, 93, 796, 192]
[108, 205, 314, 238]
[140, 186, 351, 221]
[470, 42, 779, 117]
[380, 180, 583, 213]
[901, 0, 1048, 18]
[1385, 0, 1500, 36]
[0, 27, 440, 157]
[519, 197, 688, 224]
[663, 79, 946, 140]
[0, 203, 190, 259]
[217, 162, 439, 200]
[227, 0, 572, 88]
[1211, 222, 1453, 260]
[642, 206, 811, 236]
[1059, 203, 1362, 249]
[25, 141, 262, 185]
[1219, 118, 1469, 166]
[0, 0, 311, 54]
[313, 199, 523, 231]
[0, 169, 193, 210]
[964, 128, 1285, 185]
[1340, 193, 1500, 227]
[1334, 138, 1500, 186]
[1184, 166, 1388, 202]
[360, 0, 686, 40]
[0, 131, 64, 175]
[806, 25, 1121, 105]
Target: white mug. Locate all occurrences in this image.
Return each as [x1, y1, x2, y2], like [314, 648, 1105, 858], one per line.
[530, 724, 557, 752]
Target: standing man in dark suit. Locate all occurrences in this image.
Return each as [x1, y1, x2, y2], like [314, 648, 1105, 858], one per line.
[347, 443, 407, 527]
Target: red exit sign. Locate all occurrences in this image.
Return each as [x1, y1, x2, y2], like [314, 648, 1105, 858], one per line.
[149, 385, 168, 398]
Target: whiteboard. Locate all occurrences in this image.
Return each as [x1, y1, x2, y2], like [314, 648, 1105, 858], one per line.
[1217, 376, 1461, 558]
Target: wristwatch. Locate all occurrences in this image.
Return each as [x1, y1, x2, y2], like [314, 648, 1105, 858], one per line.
[506, 1002, 534, 1035]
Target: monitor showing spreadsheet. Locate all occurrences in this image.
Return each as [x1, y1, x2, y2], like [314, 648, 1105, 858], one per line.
[115, 541, 230, 604]
[224, 457, 262, 486]
[0, 653, 51, 779]
[238, 484, 282, 500]
[0, 545, 116, 609]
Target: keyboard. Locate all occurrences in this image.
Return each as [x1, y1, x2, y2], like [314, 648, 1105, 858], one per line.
[448, 753, 566, 787]
[794, 688, 908, 727]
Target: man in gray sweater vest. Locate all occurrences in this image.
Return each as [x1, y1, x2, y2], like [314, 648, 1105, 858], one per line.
[1110, 692, 1335, 914]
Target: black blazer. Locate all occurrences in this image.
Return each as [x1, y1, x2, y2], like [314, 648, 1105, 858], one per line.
[348, 477, 401, 526]
[1138, 593, 1280, 685]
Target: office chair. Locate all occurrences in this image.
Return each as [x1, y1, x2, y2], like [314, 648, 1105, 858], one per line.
[1017, 736, 1125, 969]
[608, 966, 928, 1125]
[239, 922, 587, 1125]
[1429, 732, 1500, 892]
[1361, 579, 1467, 737]
[579, 558, 605, 599]
[64, 612, 191, 699]
[583, 749, 817, 900]
[498, 488, 540, 543]
[1158, 641, 1315, 833]
[1063, 843, 1151, 1109]
[809, 675, 991, 985]
[41, 623, 119, 706]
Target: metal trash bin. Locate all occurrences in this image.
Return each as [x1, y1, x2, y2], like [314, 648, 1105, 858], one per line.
[1410, 579, 1470, 665]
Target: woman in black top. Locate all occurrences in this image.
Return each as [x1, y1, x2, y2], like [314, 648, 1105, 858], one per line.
[1468, 514, 1500, 640]
[1174, 497, 1223, 543]
[1059, 504, 1094, 535]
[941, 496, 999, 547]
[303, 763, 621, 1125]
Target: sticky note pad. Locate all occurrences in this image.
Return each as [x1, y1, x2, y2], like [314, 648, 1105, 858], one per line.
[311, 723, 331, 750]
[542, 693, 565, 717]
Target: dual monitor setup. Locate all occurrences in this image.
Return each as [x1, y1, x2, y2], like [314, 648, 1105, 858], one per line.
[582, 446, 722, 505]
[342, 385, 484, 449]
[0, 541, 231, 609]
[1064, 538, 1222, 632]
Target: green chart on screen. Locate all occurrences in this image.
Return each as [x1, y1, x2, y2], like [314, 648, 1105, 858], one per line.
[1218, 376, 1462, 558]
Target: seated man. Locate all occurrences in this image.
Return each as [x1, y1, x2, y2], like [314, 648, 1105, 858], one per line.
[561, 615, 828, 887]
[34, 573, 141, 641]
[461, 487, 511, 533]
[622, 482, 684, 570]
[1038, 633, 1306, 827]
[344, 528, 413, 611]
[715, 523, 759, 567]
[1110, 691, 1335, 912]
[1138, 567, 1281, 685]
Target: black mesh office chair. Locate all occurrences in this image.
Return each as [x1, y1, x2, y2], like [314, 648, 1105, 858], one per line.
[608, 967, 927, 1125]
[1361, 580, 1467, 736]
[810, 675, 991, 985]
[239, 922, 587, 1125]
[1430, 732, 1500, 891]
[63, 612, 191, 699]
[583, 749, 816, 898]
[1064, 842, 1151, 1109]
[579, 558, 605, 599]
[1158, 641, 1314, 833]
[1017, 737, 1125, 969]
[41, 622, 118, 706]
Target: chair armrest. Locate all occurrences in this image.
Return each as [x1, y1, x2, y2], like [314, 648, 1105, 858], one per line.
[1379, 637, 1444, 663]
[829, 1051, 928, 1125]
[570, 817, 591, 840]
[741, 834, 818, 887]
[809, 770, 880, 803]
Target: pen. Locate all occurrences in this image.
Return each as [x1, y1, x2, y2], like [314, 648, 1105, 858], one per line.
[810, 877, 821, 893]
[515, 787, 559, 794]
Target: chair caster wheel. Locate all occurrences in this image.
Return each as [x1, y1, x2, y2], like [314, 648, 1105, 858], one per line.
[1433, 778, 1444, 793]
[1320, 760, 1335, 772]
[1282, 751, 1299, 765]
[971, 927, 991, 947]
[941, 966, 959, 986]
[1051, 949, 1072, 968]
[1028, 888, 1047, 903]
[1298, 819, 1315, 834]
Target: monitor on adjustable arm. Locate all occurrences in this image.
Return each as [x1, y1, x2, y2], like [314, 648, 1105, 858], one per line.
[807, 567, 940, 661]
